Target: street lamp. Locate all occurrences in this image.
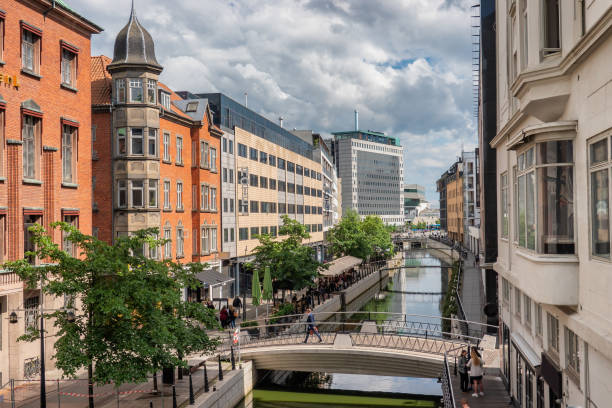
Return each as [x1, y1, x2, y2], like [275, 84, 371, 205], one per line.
[9, 303, 75, 408]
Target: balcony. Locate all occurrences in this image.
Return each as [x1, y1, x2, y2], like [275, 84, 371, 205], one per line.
[512, 250, 578, 306]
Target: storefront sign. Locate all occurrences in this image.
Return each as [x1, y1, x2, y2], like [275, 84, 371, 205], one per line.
[0, 72, 20, 88]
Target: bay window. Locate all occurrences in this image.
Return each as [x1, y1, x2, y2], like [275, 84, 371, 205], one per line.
[117, 128, 127, 155]
[147, 79, 156, 104]
[501, 172, 508, 238]
[129, 79, 143, 102]
[131, 180, 144, 207]
[118, 180, 127, 208]
[115, 79, 126, 104]
[131, 128, 143, 155]
[515, 141, 574, 254]
[148, 129, 157, 157]
[148, 180, 158, 208]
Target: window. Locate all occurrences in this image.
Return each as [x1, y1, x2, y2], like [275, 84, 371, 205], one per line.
[160, 92, 171, 110]
[118, 180, 127, 208]
[200, 141, 209, 168]
[269, 179, 276, 190]
[523, 294, 532, 327]
[547, 313, 559, 355]
[535, 303, 543, 338]
[502, 278, 510, 304]
[176, 136, 183, 164]
[261, 202, 269, 213]
[239, 199, 248, 214]
[288, 183, 295, 193]
[131, 128, 143, 155]
[223, 228, 228, 243]
[209, 147, 217, 171]
[589, 137, 610, 258]
[210, 188, 217, 211]
[229, 140, 234, 154]
[148, 180, 158, 208]
[62, 215, 78, 256]
[238, 143, 247, 158]
[22, 115, 39, 179]
[164, 180, 171, 209]
[277, 158, 286, 170]
[250, 174, 258, 187]
[297, 205, 303, 214]
[229, 169, 234, 184]
[148, 233, 158, 259]
[261, 226, 269, 235]
[163, 227, 172, 258]
[270, 226, 277, 237]
[516, 142, 574, 254]
[287, 161, 295, 172]
[131, 180, 144, 207]
[565, 328, 580, 375]
[259, 151, 268, 164]
[62, 125, 77, 183]
[147, 79, 156, 104]
[61, 48, 77, 87]
[250, 147, 258, 161]
[21, 28, 40, 74]
[288, 204, 295, 213]
[163, 132, 170, 161]
[129, 79, 143, 102]
[269, 155, 276, 167]
[239, 228, 248, 240]
[305, 186, 310, 196]
[296, 165, 303, 175]
[24, 295, 40, 329]
[177, 182, 183, 210]
[200, 184, 209, 210]
[222, 137, 227, 153]
[211, 228, 217, 251]
[201, 227, 209, 255]
[260, 177, 268, 189]
[543, 0, 560, 54]
[115, 79, 126, 104]
[223, 168, 228, 183]
[501, 172, 509, 238]
[278, 181, 286, 192]
[297, 185, 303, 195]
[250, 200, 259, 213]
[250, 227, 259, 238]
[223, 198, 228, 212]
[176, 226, 184, 257]
[279, 203, 286, 214]
[230, 199, 234, 212]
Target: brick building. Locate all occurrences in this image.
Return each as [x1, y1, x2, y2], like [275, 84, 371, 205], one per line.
[91, 5, 227, 301]
[0, 0, 101, 382]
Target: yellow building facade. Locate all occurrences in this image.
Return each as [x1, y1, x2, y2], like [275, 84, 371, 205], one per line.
[446, 171, 463, 244]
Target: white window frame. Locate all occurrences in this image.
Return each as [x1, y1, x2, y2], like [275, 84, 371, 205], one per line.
[160, 91, 171, 110]
[210, 187, 217, 211]
[129, 78, 143, 103]
[209, 147, 217, 171]
[118, 180, 127, 208]
[201, 227, 209, 255]
[148, 180, 158, 208]
[148, 129, 157, 157]
[163, 180, 171, 209]
[23, 115, 37, 180]
[211, 227, 217, 252]
[176, 136, 183, 164]
[61, 48, 76, 87]
[176, 181, 183, 210]
[176, 227, 184, 257]
[115, 79, 126, 104]
[131, 180, 144, 208]
[130, 128, 144, 155]
[163, 227, 172, 259]
[146, 79, 157, 104]
[163, 132, 170, 161]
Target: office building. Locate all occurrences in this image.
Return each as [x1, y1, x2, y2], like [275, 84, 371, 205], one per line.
[462, 149, 480, 252]
[493, 1, 611, 407]
[331, 119, 404, 226]
[91, 6, 227, 301]
[0, 0, 101, 382]
[403, 184, 426, 223]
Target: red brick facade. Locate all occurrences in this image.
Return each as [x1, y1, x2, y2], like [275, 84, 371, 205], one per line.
[0, 0, 101, 262]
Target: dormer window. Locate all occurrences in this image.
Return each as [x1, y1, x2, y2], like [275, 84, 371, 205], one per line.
[160, 91, 171, 110]
[186, 102, 198, 112]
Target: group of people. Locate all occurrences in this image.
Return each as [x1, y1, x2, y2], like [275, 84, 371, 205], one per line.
[458, 348, 486, 398]
[203, 297, 243, 329]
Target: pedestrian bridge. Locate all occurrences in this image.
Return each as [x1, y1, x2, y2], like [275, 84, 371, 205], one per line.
[220, 314, 491, 379]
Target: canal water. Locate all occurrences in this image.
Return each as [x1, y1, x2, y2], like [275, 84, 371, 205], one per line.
[237, 249, 447, 408]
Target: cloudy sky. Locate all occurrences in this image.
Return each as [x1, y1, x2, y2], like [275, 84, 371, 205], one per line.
[73, 0, 477, 205]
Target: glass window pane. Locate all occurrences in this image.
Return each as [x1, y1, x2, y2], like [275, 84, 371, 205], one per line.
[537, 140, 573, 164]
[590, 139, 608, 166]
[591, 169, 609, 257]
[526, 171, 536, 250]
[525, 147, 535, 168]
[537, 166, 574, 254]
[518, 175, 526, 247]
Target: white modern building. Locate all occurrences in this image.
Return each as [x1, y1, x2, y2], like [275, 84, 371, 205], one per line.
[331, 118, 404, 226]
[492, 2, 612, 408]
[404, 184, 426, 223]
[462, 149, 481, 250]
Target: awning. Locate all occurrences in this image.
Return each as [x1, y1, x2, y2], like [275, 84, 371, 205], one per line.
[319, 255, 362, 277]
[195, 269, 234, 288]
[511, 332, 541, 369]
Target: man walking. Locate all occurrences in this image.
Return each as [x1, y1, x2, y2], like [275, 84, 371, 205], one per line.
[303, 308, 322, 343]
[458, 349, 469, 392]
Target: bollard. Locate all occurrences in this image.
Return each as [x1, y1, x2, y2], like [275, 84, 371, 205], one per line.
[153, 372, 158, 393]
[188, 373, 194, 405]
[218, 355, 223, 381]
[204, 364, 209, 393]
[172, 385, 177, 408]
[231, 347, 236, 370]
[57, 379, 61, 408]
[150, 402, 153, 408]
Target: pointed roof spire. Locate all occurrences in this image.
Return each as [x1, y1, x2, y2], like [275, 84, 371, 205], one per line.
[107, 0, 162, 73]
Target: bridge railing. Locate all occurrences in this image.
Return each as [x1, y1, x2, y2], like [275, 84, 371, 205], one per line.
[441, 345, 462, 408]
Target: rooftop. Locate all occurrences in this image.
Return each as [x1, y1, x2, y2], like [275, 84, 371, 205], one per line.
[332, 129, 401, 147]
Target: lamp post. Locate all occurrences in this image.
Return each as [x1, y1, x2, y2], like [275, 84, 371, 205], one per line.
[9, 299, 75, 408]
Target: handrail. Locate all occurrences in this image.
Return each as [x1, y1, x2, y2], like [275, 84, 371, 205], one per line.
[441, 345, 462, 408]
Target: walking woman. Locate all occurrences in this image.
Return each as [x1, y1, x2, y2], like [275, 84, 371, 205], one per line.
[466, 348, 485, 398]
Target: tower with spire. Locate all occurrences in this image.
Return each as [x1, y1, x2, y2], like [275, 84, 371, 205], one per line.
[107, 1, 163, 239]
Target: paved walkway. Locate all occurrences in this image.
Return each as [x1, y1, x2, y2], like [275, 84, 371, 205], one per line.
[452, 372, 510, 407]
[460, 252, 486, 337]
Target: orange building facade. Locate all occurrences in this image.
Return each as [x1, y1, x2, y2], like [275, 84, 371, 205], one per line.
[0, 0, 101, 381]
[90, 8, 223, 291]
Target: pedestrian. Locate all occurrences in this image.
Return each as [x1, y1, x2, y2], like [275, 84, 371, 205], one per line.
[229, 305, 236, 328]
[303, 308, 322, 343]
[219, 306, 229, 329]
[458, 350, 469, 392]
[467, 348, 485, 398]
[233, 296, 242, 310]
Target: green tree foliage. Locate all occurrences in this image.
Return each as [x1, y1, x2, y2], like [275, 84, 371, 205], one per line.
[327, 210, 394, 259]
[3, 223, 219, 386]
[251, 216, 323, 294]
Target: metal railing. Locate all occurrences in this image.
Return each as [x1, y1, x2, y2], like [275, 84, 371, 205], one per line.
[441, 346, 462, 408]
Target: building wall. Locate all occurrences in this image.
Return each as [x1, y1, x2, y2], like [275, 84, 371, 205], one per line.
[493, 2, 612, 407]
[234, 127, 323, 258]
[446, 173, 463, 243]
[221, 129, 237, 259]
[0, 0, 99, 382]
[462, 150, 480, 247]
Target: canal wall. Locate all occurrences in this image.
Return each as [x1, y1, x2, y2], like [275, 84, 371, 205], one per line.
[193, 361, 254, 408]
[426, 241, 458, 266]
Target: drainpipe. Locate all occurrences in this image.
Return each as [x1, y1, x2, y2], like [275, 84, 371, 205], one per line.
[43, 0, 56, 18]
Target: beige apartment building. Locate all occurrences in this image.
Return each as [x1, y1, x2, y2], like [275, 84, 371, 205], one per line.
[234, 127, 324, 258]
[447, 164, 464, 243]
[492, 1, 612, 407]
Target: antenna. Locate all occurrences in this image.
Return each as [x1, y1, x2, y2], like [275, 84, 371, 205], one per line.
[279, 116, 284, 128]
[244, 92, 248, 108]
[354, 109, 359, 131]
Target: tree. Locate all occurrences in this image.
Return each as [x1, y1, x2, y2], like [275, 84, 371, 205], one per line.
[326, 209, 371, 259]
[361, 215, 394, 259]
[250, 216, 323, 300]
[4, 223, 219, 387]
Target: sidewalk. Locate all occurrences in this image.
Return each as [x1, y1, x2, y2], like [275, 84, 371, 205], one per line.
[460, 251, 486, 337]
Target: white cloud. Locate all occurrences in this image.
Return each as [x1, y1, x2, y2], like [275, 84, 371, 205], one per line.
[71, 0, 475, 202]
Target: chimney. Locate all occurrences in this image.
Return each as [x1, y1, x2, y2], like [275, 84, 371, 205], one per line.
[244, 92, 248, 108]
[354, 109, 359, 131]
[279, 116, 284, 128]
